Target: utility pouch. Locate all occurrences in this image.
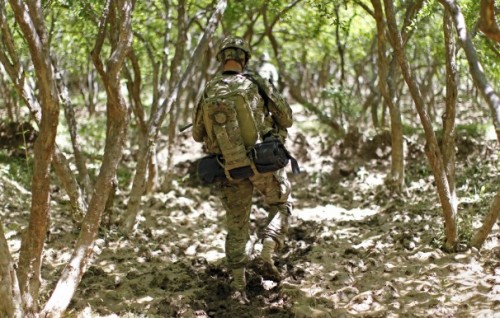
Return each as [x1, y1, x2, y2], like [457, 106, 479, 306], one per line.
[197, 155, 253, 184]
[197, 139, 300, 185]
[197, 155, 226, 184]
[251, 138, 301, 174]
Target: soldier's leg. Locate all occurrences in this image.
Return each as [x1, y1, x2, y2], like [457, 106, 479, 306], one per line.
[218, 179, 253, 302]
[250, 168, 292, 280]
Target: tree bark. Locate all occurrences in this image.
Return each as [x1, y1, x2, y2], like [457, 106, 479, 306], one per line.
[478, 0, 500, 43]
[370, 0, 405, 192]
[8, 0, 61, 313]
[438, 0, 500, 144]
[41, 1, 134, 317]
[438, 0, 500, 248]
[471, 190, 500, 248]
[122, 0, 228, 232]
[442, 10, 458, 211]
[383, 0, 458, 250]
[0, 221, 23, 318]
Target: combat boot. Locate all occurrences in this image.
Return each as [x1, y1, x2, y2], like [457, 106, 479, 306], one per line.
[253, 238, 282, 281]
[230, 267, 250, 305]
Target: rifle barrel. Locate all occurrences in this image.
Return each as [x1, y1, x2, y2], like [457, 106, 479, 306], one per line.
[179, 123, 193, 132]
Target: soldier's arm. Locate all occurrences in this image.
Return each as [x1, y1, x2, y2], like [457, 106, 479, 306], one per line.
[268, 93, 293, 128]
[246, 72, 293, 128]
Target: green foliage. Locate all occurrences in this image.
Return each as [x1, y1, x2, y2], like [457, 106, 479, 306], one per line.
[78, 115, 107, 157]
[0, 151, 33, 188]
[321, 83, 362, 120]
[116, 164, 133, 190]
[455, 123, 491, 138]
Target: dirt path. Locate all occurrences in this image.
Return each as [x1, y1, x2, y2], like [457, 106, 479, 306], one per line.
[1, 128, 499, 317]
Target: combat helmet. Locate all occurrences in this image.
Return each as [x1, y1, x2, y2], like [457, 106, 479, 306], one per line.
[216, 36, 251, 66]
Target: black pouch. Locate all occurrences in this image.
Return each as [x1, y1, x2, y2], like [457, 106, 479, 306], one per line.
[197, 155, 226, 184]
[251, 139, 288, 173]
[229, 166, 254, 179]
[251, 138, 300, 174]
[197, 155, 254, 184]
[197, 139, 300, 185]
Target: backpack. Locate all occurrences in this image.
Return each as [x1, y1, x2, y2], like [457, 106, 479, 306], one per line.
[202, 73, 260, 179]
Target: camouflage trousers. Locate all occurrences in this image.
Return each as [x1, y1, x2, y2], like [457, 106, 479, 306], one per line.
[217, 168, 292, 269]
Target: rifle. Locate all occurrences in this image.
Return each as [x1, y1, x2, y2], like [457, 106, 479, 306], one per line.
[179, 123, 193, 132]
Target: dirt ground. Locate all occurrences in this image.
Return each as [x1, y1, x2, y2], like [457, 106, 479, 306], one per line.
[1, 116, 499, 318]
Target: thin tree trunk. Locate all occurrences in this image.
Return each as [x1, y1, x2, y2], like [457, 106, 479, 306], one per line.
[8, 0, 61, 313]
[164, 0, 188, 192]
[442, 10, 458, 211]
[122, 0, 228, 232]
[41, 1, 133, 317]
[438, 0, 500, 143]
[471, 191, 500, 248]
[334, 4, 345, 87]
[0, 221, 23, 318]
[57, 75, 93, 197]
[383, 0, 458, 251]
[371, 0, 404, 192]
[438, 0, 500, 248]
[0, 1, 86, 221]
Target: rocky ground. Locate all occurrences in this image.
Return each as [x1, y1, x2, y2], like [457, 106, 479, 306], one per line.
[1, 115, 499, 317]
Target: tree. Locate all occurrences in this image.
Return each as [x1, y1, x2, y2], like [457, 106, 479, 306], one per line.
[478, 0, 500, 42]
[438, 0, 500, 249]
[0, 0, 134, 316]
[8, 0, 63, 312]
[122, 0, 228, 232]
[382, 0, 459, 250]
[42, 1, 134, 315]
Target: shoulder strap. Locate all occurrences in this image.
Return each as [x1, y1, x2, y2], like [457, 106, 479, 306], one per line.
[242, 72, 271, 115]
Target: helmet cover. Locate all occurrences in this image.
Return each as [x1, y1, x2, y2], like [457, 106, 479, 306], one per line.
[216, 36, 251, 64]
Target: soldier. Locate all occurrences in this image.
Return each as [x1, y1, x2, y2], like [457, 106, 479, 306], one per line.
[258, 52, 279, 88]
[192, 36, 294, 304]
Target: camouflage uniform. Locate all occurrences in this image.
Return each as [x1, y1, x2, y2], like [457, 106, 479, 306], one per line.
[192, 36, 293, 294]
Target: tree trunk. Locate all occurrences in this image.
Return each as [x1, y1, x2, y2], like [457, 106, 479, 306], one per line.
[442, 10, 458, 211]
[439, 0, 500, 144]
[8, 0, 61, 313]
[383, 0, 458, 251]
[122, 0, 228, 232]
[370, 0, 404, 192]
[0, 221, 23, 318]
[40, 1, 134, 317]
[438, 0, 500, 248]
[164, 0, 188, 192]
[57, 75, 93, 197]
[471, 190, 500, 248]
[478, 0, 500, 43]
[0, 2, 87, 221]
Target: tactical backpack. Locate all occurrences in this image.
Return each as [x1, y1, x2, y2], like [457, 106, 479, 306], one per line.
[201, 73, 260, 180]
[197, 72, 300, 184]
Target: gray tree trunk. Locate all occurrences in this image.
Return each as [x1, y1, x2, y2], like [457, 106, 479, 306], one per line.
[438, 0, 500, 143]
[442, 11, 458, 213]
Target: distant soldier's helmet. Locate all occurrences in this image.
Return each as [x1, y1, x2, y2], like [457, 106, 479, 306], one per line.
[216, 36, 251, 65]
[260, 52, 271, 62]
